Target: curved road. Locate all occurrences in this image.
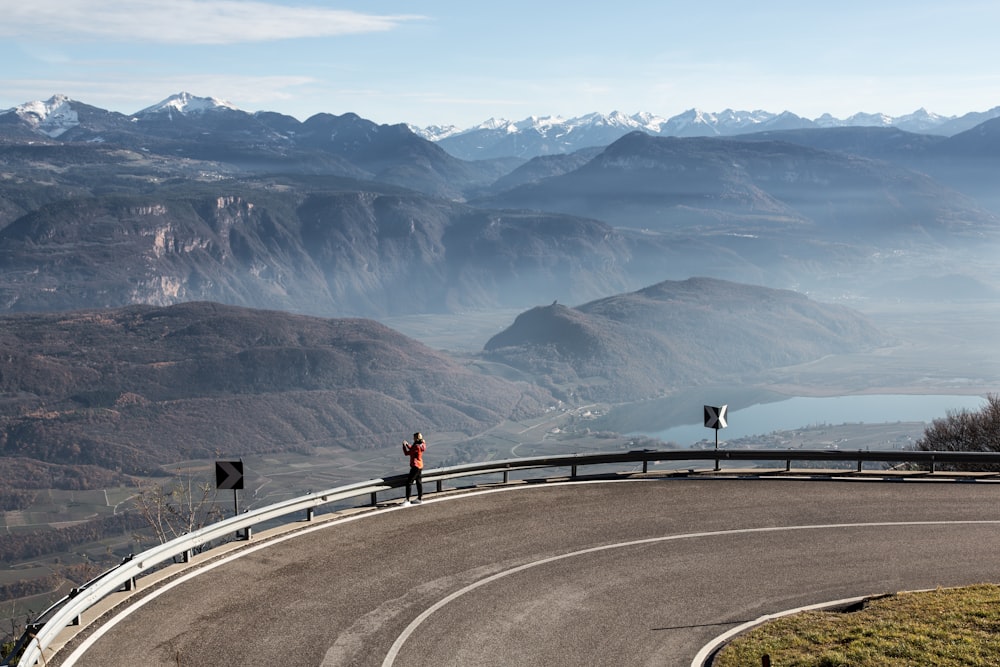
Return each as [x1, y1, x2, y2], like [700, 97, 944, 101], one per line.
[60, 479, 1000, 666]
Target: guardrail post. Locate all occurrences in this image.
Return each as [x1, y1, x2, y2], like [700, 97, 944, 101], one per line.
[931, 456, 936, 473]
[181, 548, 192, 563]
[121, 554, 136, 591]
[786, 458, 791, 472]
[245, 526, 253, 541]
[571, 464, 578, 478]
[307, 507, 315, 522]
[67, 588, 83, 625]
[642, 460, 648, 473]
[437, 480, 443, 493]
[503, 470, 509, 484]
[370, 491, 377, 506]
[857, 452, 863, 473]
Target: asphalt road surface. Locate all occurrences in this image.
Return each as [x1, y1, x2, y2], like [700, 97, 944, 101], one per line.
[59, 479, 1000, 666]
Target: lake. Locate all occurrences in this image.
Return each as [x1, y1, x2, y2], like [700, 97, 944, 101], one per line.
[636, 394, 988, 446]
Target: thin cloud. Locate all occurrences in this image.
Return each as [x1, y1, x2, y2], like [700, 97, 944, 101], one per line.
[2, 0, 424, 45]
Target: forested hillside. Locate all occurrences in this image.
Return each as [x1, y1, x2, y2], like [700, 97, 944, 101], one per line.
[484, 277, 887, 401]
[0, 302, 555, 481]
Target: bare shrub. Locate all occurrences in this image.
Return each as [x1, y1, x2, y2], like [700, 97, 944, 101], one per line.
[131, 477, 225, 548]
[916, 395, 1000, 470]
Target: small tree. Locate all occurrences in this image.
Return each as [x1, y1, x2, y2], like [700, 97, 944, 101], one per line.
[917, 394, 1000, 456]
[131, 477, 225, 547]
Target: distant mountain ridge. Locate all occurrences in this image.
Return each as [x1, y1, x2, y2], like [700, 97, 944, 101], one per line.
[4, 92, 997, 159]
[413, 106, 1000, 160]
[475, 131, 1000, 246]
[0, 92, 494, 200]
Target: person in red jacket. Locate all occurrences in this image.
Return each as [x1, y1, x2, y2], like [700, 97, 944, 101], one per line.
[401, 432, 426, 506]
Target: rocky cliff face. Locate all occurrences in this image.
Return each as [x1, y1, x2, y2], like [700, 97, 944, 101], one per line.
[0, 171, 636, 316]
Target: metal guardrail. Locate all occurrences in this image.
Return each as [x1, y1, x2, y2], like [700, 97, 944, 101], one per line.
[6, 447, 1000, 666]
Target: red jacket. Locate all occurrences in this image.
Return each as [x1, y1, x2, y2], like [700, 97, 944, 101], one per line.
[403, 441, 426, 469]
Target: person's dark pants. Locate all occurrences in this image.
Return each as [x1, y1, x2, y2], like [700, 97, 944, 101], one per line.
[406, 466, 423, 500]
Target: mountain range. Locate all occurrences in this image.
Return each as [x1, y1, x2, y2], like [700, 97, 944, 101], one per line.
[475, 130, 998, 240]
[413, 106, 1000, 160]
[1, 92, 999, 319]
[0, 92, 499, 200]
[8, 93, 999, 160]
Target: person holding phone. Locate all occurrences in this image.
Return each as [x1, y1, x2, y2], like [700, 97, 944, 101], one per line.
[401, 432, 426, 506]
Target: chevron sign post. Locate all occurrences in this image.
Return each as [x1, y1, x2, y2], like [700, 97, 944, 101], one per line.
[216, 460, 245, 536]
[704, 405, 728, 470]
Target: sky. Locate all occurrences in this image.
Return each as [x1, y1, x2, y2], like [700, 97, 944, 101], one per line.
[1, 0, 999, 129]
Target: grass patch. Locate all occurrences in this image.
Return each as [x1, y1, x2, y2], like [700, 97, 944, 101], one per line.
[713, 585, 1000, 667]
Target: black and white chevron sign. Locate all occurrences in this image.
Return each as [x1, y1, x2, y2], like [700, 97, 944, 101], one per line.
[215, 460, 244, 490]
[704, 405, 728, 430]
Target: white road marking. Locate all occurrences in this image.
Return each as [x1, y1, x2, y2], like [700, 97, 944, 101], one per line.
[381, 519, 1000, 666]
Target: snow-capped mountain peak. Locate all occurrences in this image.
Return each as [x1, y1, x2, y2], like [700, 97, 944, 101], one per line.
[137, 92, 239, 116]
[895, 107, 949, 132]
[407, 123, 463, 141]
[10, 94, 80, 138]
[473, 117, 513, 131]
[514, 115, 568, 132]
[631, 111, 670, 132]
[845, 111, 894, 127]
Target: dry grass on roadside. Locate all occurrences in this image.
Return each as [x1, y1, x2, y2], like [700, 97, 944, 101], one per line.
[712, 585, 1000, 667]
